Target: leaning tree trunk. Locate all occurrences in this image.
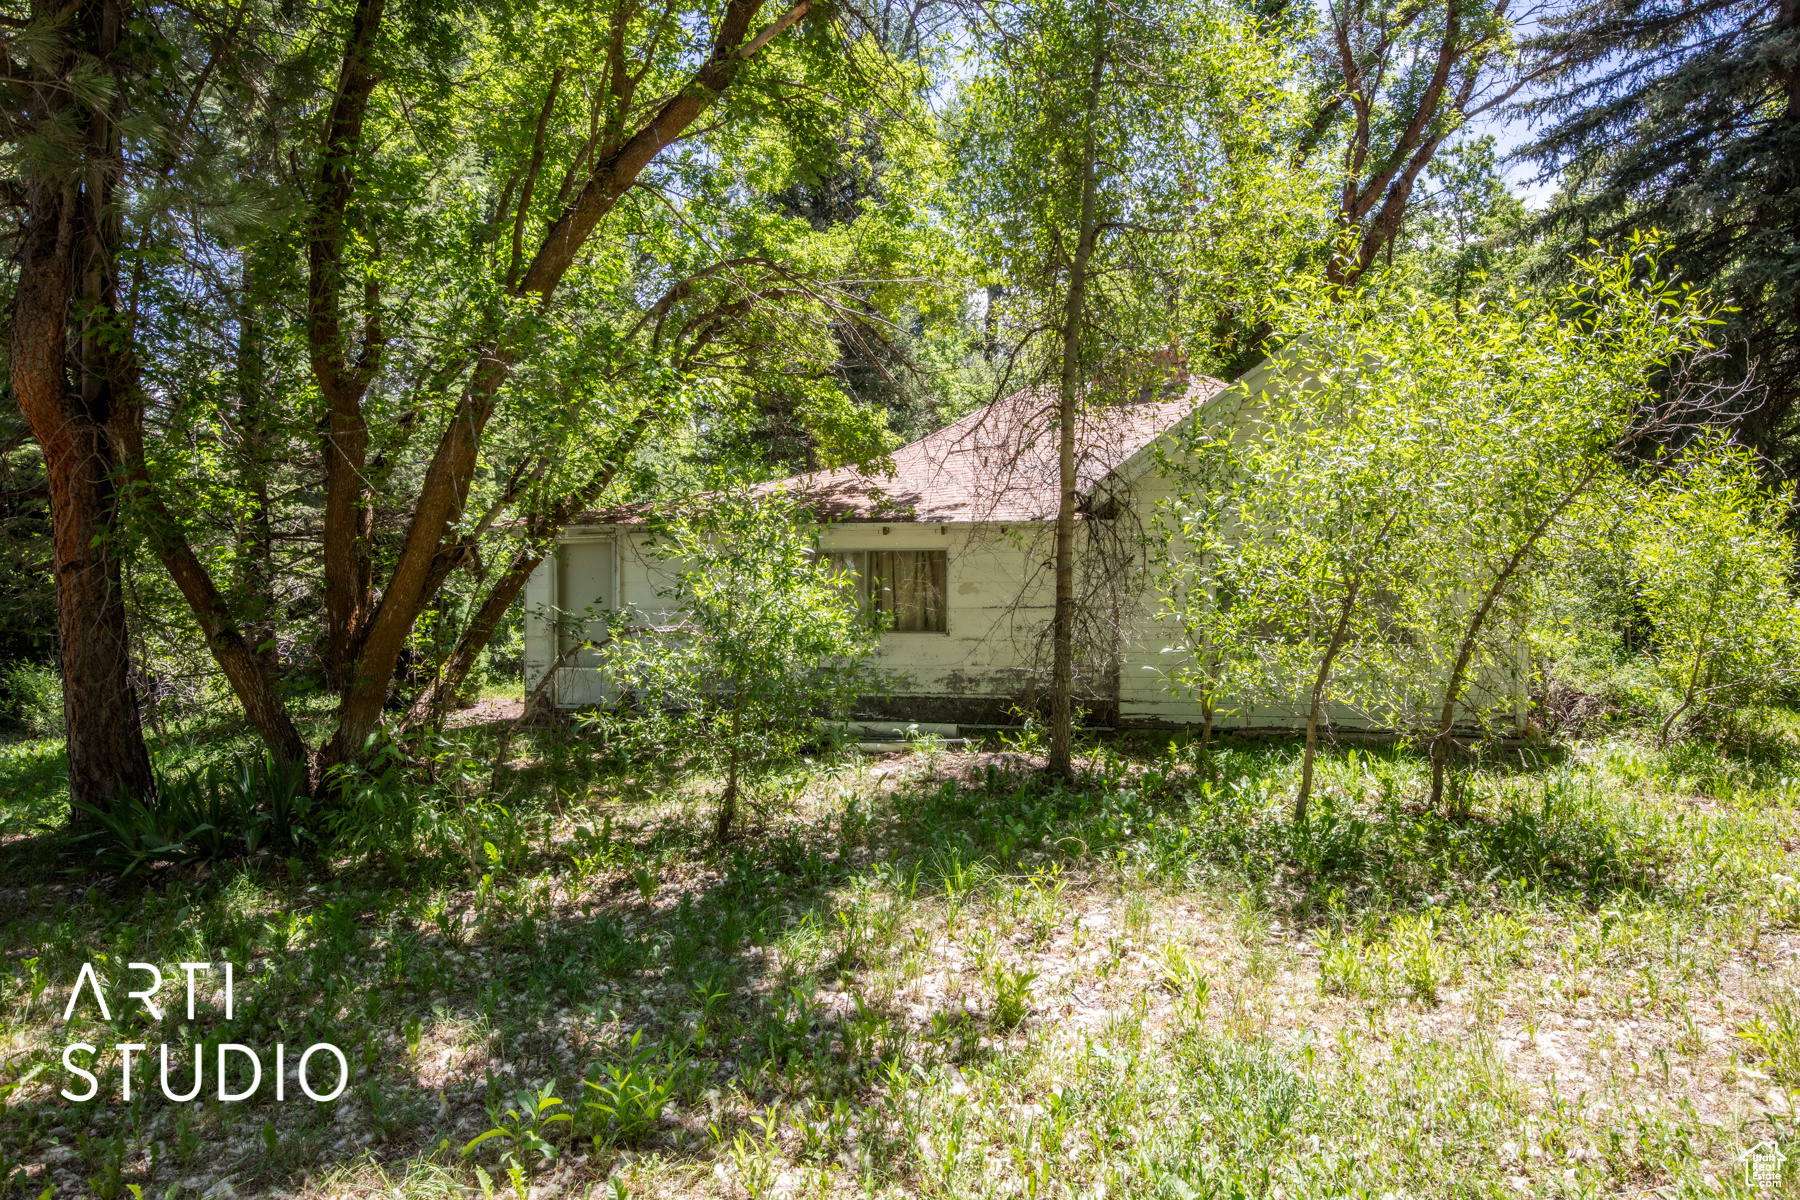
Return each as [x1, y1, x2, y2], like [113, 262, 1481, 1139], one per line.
[1296, 507, 1403, 823]
[9, 0, 156, 815]
[402, 403, 667, 732]
[1426, 475, 1595, 811]
[1047, 34, 1107, 781]
[1296, 582, 1360, 825]
[309, 0, 808, 783]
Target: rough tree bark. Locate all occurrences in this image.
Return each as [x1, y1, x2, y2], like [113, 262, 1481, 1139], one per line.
[119, 0, 815, 786]
[9, 0, 156, 815]
[1047, 31, 1106, 780]
[310, 0, 387, 693]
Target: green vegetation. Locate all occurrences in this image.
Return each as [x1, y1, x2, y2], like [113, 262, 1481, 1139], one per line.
[3, 0, 1799, 1194]
[3, 717, 1799, 1197]
[1160, 241, 1793, 821]
[1629, 440, 1800, 746]
[591, 491, 879, 841]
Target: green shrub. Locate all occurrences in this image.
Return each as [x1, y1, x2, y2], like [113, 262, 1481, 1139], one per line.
[324, 736, 436, 870]
[585, 490, 877, 841]
[74, 755, 315, 877]
[986, 959, 1039, 1028]
[0, 660, 62, 737]
[1631, 439, 1800, 744]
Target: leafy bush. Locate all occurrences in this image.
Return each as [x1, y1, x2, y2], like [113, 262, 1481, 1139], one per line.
[0, 660, 62, 737]
[1630, 438, 1800, 744]
[1160, 240, 1725, 814]
[463, 1081, 570, 1190]
[74, 755, 315, 877]
[587, 490, 877, 840]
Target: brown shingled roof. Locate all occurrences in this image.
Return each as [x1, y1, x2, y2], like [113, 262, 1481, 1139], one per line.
[569, 374, 1223, 526]
[775, 375, 1224, 523]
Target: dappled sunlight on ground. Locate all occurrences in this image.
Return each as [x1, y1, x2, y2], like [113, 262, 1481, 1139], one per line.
[2, 728, 1798, 1198]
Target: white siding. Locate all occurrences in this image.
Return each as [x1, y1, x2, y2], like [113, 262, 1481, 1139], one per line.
[523, 536, 626, 706]
[531, 403, 1529, 732]
[529, 522, 1059, 712]
[820, 523, 1053, 703]
[522, 554, 555, 695]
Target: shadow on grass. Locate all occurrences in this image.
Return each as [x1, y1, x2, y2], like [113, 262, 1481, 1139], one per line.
[0, 725, 970, 1194]
[870, 735, 1670, 924]
[0, 723, 1776, 1196]
[0, 733, 69, 840]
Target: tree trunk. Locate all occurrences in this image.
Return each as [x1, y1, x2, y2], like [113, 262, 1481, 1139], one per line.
[1047, 31, 1107, 781]
[1297, 583, 1359, 824]
[1426, 475, 1594, 810]
[235, 259, 280, 673]
[9, 0, 156, 816]
[310, 0, 387, 692]
[111, 398, 313, 771]
[717, 701, 742, 842]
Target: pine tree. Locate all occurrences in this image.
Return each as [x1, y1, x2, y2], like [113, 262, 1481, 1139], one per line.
[1516, 0, 1800, 470]
[6, 0, 159, 812]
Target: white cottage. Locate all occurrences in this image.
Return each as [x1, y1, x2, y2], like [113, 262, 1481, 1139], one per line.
[524, 366, 1237, 728]
[522, 359, 1527, 732]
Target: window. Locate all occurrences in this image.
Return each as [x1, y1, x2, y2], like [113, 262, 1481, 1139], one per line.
[829, 550, 948, 632]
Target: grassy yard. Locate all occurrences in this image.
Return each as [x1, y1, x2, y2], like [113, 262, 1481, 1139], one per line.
[3, 719, 1799, 1199]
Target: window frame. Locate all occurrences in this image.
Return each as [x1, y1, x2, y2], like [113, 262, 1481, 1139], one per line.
[829, 548, 950, 634]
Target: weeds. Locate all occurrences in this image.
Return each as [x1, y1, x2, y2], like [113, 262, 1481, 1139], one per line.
[462, 1081, 570, 1187]
[2, 725, 1797, 1199]
[584, 1032, 685, 1147]
[986, 959, 1039, 1028]
[1391, 912, 1446, 1005]
[1738, 991, 1800, 1084]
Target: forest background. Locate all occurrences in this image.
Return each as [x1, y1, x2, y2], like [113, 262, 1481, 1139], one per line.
[3, 0, 1800, 1195]
[0, 0, 1795, 806]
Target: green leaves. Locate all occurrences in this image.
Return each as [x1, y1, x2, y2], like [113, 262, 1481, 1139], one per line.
[583, 1030, 687, 1147]
[462, 1080, 572, 1184]
[1160, 240, 1734, 809]
[1629, 437, 1800, 744]
[953, 0, 1324, 387]
[72, 755, 315, 877]
[586, 490, 878, 835]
